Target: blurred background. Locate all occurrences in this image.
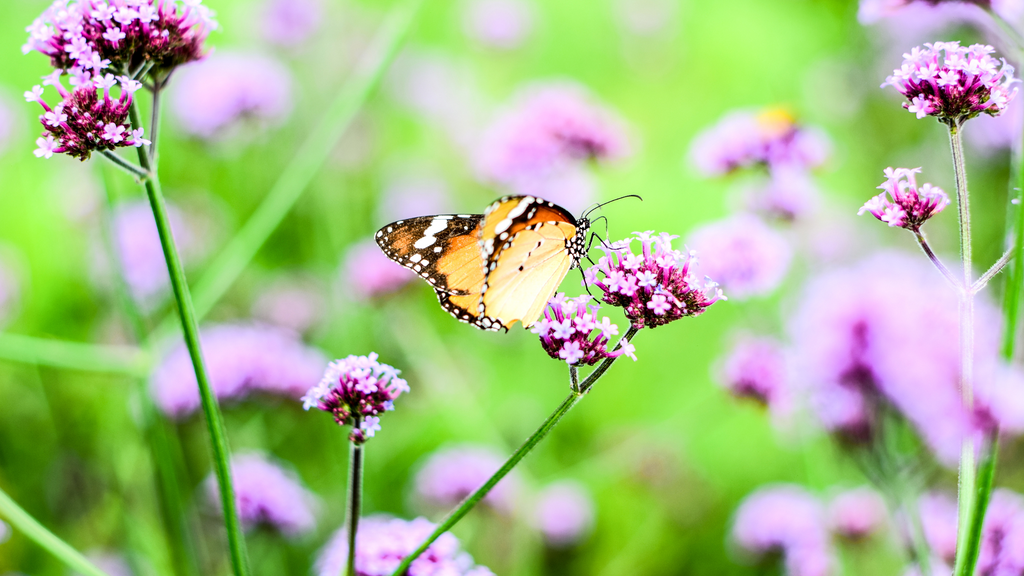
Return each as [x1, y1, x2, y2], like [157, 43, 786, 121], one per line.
[0, 0, 1022, 574]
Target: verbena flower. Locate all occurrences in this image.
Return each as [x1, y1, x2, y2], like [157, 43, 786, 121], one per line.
[251, 279, 326, 334]
[584, 231, 724, 329]
[0, 97, 15, 156]
[743, 166, 821, 221]
[915, 488, 1024, 573]
[344, 239, 416, 300]
[204, 453, 316, 536]
[109, 200, 196, 306]
[315, 516, 495, 576]
[732, 485, 835, 576]
[882, 41, 1018, 125]
[152, 324, 327, 418]
[23, 0, 216, 77]
[917, 492, 959, 565]
[687, 214, 793, 299]
[301, 353, 408, 444]
[717, 335, 790, 413]
[859, 0, 1023, 24]
[531, 293, 635, 366]
[859, 167, 950, 230]
[259, 0, 322, 47]
[414, 445, 521, 514]
[168, 52, 293, 139]
[530, 481, 595, 547]
[462, 0, 535, 50]
[827, 488, 887, 541]
[689, 109, 831, 176]
[27, 73, 147, 160]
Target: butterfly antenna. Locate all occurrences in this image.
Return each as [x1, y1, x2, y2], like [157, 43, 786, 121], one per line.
[582, 194, 643, 219]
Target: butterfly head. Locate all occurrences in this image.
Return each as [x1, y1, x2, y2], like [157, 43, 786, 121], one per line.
[568, 216, 590, 269]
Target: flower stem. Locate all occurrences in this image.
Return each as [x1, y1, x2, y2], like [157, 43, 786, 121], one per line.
[948, 124, 979, 576]
[127, 100, 250, 576]
[913, 229, 961, 290]
[345, 441, 364, 576]
[570, 365, 579, 393]
[973, 248, 1013, 294]
[0, 487, 111, 576]
[99, 150, 149, 181]
[388, 327, 639, 576]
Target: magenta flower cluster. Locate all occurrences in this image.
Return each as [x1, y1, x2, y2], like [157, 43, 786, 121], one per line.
[686, 213, 793, 299]
[915, 488, 1024, 574]
[316, 516, 495, 576]
[584, 231, 724, 329]
[718, 335, 789, 410]
[301, 353, 409, 444]
[414, 445, 521, 514]
[689, 109, 830, 177]
[23, 0, 216, 78]
[859, 167, 950, 230]
[531, 293, 635, 366]
[882, 41, 1018, 124]
[204, 454, 316, 537]
[27, 73, 148, 160]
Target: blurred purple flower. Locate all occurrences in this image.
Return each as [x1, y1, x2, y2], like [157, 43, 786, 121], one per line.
[687, 214, 793, 299]
[827, 487, 887, 540]
[918, 491, 959, 565]
[717, 335, 790, 413]
[385, 50, 484, 147]
[0, 96, 14, 155]
[532, 293, 635, 366]
[77, 552, 133, 576]
[476, 82, 630, 198]
[344, 239, 416, 300]
[251, 280, 326, 333]
[732, 484, 835, 576]
[584, 231, 724, 329]
[689, 109, 831, 177]
[169, 52, 293, 139]
[259, 0, 322, 47]
[743, 167, 822, 221]
[966, 94, 1023, 152]
[204, 453, 316, 536]
[882, 41, 1017, 125]
[301, 352, 408, 444]
[916, 488, 1024, 573]
[316, 515, 495, 576]
[612, 0, 678, 37]
[151, 323, 327, 418]
[112, 200, 197, 306]
[415, 445, 521, 514]
[531, 481, 595, 547]
[859, 167, 950, 230]
[859, 0, 1023, 23]
[462, 0, 535, 49]
[376, 173, 452, 224]
[0, 257, 19, 327]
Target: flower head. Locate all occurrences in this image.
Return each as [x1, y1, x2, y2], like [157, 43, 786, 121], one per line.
[827, 487, 887, 541]
[414, 445, 521, 514]
[108, 200, 197, 306]
[732, 485, 835, 576]
[259, 0, 322, 47]
[585, 232, 724, 329]
[23, 0, 215, 76]
[859, 167, 950, 230]
[531, 481, 595, 547]
[204, 454, 316, 536]
[533, 293, 634, 366]
[687, 214, 793, 299]
[315, 516, 494, 576]
[27, 75, 146, 160]
[301, 353, 407, 444]
[152, 324, 327, 418]
[343, 239, 416, 300]
[462, 0, 535, 50]
[717, 335, 789, 412]
[689, 109, 831, 176]
[883, 41, 1018, 124]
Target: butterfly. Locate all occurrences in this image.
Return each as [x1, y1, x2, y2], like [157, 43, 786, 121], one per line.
[375, 195, 593, 332]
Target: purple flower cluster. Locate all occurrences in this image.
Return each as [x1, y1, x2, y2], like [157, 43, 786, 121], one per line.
[686, 214, 793, 299]
[414, 445, 521, 514]
[689, 109, 831, 177]
[259, 0, 322, 47]
[859, 0, 1024, 24]
[717, 335, 790, 412]
[151, 323, 327, 418]
[531, 293, 635, 366]
[27, 73, 147, 160]
[23, 0, 216, 77]
[584, 231, 724, 329]
[344, 239, 416, 300]
[110, 199, 195, 306]
[732, 485, 834, 576]
[204, 453, 316, 536]
[914, 488, 1024, 573]
[301, 353, 408, 444]
[530, 481, 595, 547]
[882, 41, 1018, 124]
[316, 516, 495, 576]
[859, 167, 950, 230]
[826, 487, 887, 541]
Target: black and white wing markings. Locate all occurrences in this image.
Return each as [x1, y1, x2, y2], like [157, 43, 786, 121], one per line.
[374, 214, 483, 295]
[434, 289, 507, 332]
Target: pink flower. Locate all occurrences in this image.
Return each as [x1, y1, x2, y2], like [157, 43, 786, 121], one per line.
[168, 52, 293, 139]
[110, 201, 197, 306]
[343, 239, 416, 300]
[531, 481, 595, 547]
[414, 445, 521, 514]
[732, 485, 835, 576]
[204, 454, 316, 536]
[462, 0, 535, 49]
[858, 167, 950, 230]
[882, 41, 1018, 124]
[27, 75, 139, 160]
[687, 214, 793, 299]
[251, 280, 326, 333]
[259, 0, 322, 46]
[689, 109, 831, 176]
[717, 335, 790, 413]
[151, 324, 327, 419]
[315, 516, 494, 576]
[533, 293, 634, 366]
[827, 487, 887, 540]
[742, 167, 822, 221]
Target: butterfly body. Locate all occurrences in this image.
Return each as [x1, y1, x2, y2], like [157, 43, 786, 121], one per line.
[375, 196, 590, 332]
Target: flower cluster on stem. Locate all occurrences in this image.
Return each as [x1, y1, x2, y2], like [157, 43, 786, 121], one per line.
[301, 353, 408, 444]
[859, 167, 950, 231]
[584, 231, 724, 329]
[531, 293, 636, 365]
[882, 41, 1018, 125]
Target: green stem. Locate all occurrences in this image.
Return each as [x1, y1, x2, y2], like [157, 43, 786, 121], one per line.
[949, 124, 979, 576]
[345, 441, 364, 576]
[147, 0, 425, 345]
[913, 229, 961, 290]
[0, 332, 149, 375]
[128, 100, 250, 576]
[99, 150, 149, 181]
[0, 487, 111, 576]
[974, 248, 1013, 294]
[388, 327, 639, 576]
